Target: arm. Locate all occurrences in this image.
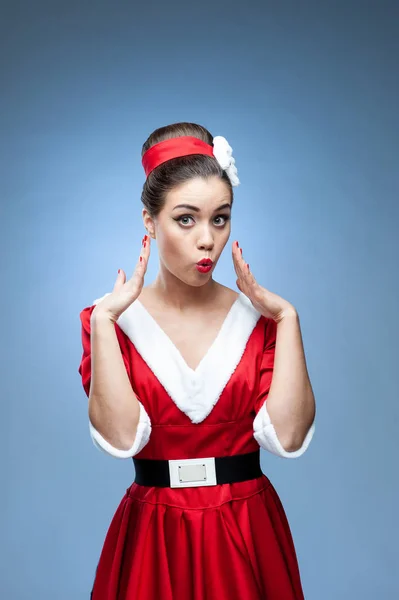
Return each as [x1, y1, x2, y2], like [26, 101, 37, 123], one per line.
[232, 240, 315, 458]
[88, 311, 142, 451]
[78, 305, 151, 459]
[262, 309, 316, 452]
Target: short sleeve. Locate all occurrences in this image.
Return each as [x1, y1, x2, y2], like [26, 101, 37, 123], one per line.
[78, 299, 151, 459]
[253, 317, 315, 459]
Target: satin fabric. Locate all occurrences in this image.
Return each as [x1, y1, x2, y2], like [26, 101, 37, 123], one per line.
[141, 136, 214, 176]
[79, 305, 305, 599]
[92, 476, 304, 599]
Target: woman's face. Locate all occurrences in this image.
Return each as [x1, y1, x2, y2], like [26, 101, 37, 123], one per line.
[143, 176, 232, 286]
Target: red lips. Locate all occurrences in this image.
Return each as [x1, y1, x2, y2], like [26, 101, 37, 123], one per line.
[197, 258, 213, 266]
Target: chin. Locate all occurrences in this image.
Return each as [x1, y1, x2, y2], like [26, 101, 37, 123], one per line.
[177, 272, 213, 288]
[188, 275, 213, 287]
[193, 279, 212, 287]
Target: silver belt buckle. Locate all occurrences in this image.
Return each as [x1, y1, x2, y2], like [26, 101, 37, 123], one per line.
[168, 457, 217, 488]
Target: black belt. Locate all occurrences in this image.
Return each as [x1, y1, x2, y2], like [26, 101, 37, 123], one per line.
[133, 449, 262, 488]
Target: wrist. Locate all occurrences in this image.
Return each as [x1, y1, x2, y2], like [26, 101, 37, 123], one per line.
[91, 308, 116, 326]
[274, 305, 298, 324]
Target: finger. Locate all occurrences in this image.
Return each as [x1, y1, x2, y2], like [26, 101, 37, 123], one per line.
[233, 248, 242, 279]
[126, 236, 148, 280]
[232, 240, 241, 260]
[232, 241, 241, 276]
[234, 249, 254, 295]
[238, 251, 252, 280]
[112, 268, 126, 292]
[142, 234, 151, 260]
[232, 242, 247, 280]
[139, 234, 151, 270]
[233, 240, 246, 269]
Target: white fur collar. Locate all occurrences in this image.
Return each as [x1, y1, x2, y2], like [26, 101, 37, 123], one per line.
[93, 291, 261, 423]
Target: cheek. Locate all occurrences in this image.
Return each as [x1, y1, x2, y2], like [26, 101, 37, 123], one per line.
[217, 225, 231, 247]
[158, 228, 186, 261]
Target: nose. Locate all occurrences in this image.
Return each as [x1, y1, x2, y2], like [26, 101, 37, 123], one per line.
[197, 228, 215, 251]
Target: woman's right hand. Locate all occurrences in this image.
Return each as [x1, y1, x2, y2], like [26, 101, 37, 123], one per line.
[92, 234, 151, 323]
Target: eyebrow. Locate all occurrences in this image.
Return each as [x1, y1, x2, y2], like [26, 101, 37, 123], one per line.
[172, 203, 231, 212]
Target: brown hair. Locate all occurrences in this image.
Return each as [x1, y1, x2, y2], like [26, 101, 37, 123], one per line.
[140, 122, 234, 218]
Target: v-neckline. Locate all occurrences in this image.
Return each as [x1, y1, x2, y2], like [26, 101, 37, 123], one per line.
[93, 289, 262, 423]
[134, 292, 242, 374]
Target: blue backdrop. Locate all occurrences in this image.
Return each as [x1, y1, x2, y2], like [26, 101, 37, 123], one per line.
[1, 1, 398, 598]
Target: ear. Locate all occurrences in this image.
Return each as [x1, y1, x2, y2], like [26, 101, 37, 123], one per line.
[142, 209, 156, 239]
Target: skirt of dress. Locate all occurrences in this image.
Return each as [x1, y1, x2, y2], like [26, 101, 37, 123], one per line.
[91, 474, 305, 600]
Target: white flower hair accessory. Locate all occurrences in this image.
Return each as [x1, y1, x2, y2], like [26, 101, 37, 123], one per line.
[212, 135, 240, 187]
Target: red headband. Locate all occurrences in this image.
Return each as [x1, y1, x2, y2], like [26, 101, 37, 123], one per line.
[142, 136, 214, 177]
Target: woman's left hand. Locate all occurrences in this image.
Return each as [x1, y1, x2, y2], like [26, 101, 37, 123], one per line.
[232, 241, 297, 323]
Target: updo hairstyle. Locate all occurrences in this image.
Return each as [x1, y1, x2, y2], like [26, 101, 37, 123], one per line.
[140, 122, 234, 218]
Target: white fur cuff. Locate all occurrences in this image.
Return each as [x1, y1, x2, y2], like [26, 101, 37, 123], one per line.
[89, 401, 152, 459]
[253, 400, 315, 458]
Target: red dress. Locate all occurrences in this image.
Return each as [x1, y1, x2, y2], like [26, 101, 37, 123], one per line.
[78, 291, 315, 600]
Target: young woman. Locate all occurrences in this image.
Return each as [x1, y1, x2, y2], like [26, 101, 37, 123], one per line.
[78, 122, 316, 599]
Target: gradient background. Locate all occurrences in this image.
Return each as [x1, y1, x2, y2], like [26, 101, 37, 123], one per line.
[1, 1, 398, 598]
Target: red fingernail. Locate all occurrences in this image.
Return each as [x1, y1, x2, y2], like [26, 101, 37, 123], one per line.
[143, 242, 146, 248]
[247, 263, 250, 270]
[240, 248, 242, 255]
[118, 269, 121, 274]
[236, 241, 239, 247]
[140, 256, 142, 262]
